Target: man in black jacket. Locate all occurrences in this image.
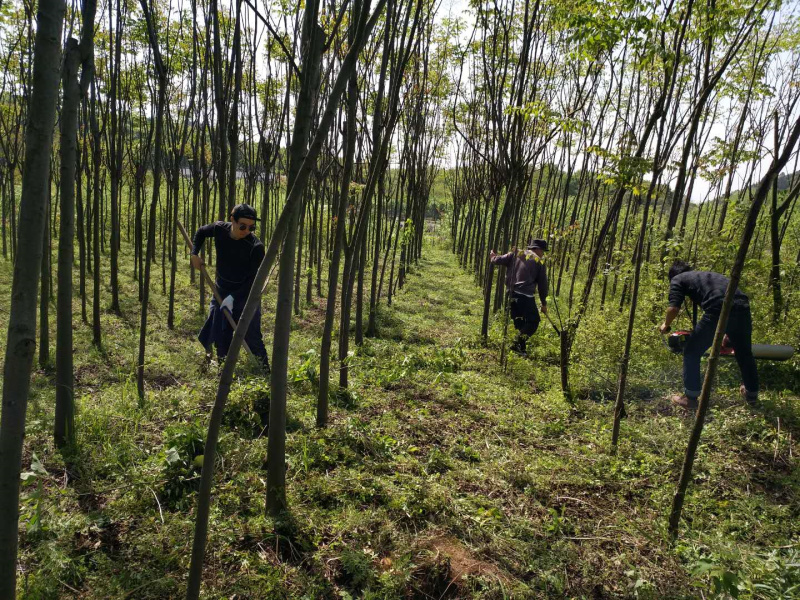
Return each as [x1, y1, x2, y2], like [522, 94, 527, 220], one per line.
[490, 239, 549, 355]
[190, 203, 270, 373]
[659, 260, 758, 410]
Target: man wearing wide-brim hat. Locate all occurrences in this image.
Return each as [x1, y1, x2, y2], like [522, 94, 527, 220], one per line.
[489, 238, 549, 356]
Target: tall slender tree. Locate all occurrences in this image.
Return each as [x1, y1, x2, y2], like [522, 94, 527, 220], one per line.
[0, 0, 65, 593]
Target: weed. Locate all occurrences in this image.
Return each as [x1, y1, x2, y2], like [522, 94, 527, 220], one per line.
[160, 421, 206, 509]
[426, 448, 454, 474]
[339, 548, 377, 589]
[332, 386, 361, 409]
[4, 235, 799, 599]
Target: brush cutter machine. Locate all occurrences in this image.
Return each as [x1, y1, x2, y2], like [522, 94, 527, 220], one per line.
[666, 330, 795, 361]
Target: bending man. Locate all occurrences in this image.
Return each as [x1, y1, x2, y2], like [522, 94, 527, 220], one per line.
[190, 203, 270, 373]
[659, 260, 758, 410]
[490, 239, 549, 356]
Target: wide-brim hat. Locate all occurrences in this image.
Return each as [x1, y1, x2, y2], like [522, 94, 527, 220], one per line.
[527, 238, 548, 252]
[232, 203, 260, 221]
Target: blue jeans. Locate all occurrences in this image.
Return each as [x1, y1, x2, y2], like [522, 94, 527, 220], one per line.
[683, 307, 758, 400]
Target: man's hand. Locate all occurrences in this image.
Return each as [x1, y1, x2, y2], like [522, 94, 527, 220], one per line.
[541, 302, 547, 315]
[489, 249, 497, 260]
[190, 254, 204, 270]
[660, 306, 680, 334]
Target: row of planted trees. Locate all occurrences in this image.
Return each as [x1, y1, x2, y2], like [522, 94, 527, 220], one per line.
[2, 0, 800, 595]
[0, 0, 451, 596]
[447, 0, 800, 537]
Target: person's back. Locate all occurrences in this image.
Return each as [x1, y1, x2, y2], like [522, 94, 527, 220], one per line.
[660, 260, 757, 409]
[668, 270, 749, 315]
[489, 239, 549, 355]
[508, 249, 548, 299]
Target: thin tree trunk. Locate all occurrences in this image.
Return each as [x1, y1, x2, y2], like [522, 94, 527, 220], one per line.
[91, 81, 102, 347]
[611, 171, 657, 449]
[268, 0, 324, 516]
[54, 37, 82, 450]
[39, 184, 50, 367]
[136, 0, 168, 403]
[318, 42, 359, 428]
[769, 111, 782, 320]
[77, 150, 88, 321]
[108, 0, 122, 313]
[0, 0, 64, 592]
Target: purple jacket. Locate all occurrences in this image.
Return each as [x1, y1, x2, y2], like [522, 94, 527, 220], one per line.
[491, 249, 548, 304]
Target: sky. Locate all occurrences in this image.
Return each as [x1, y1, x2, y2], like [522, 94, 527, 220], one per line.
[432, 0, 799, 203]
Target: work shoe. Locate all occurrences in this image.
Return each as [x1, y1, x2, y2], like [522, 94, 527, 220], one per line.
[740, 384, 758, 407]
[670, 394, 698, 411]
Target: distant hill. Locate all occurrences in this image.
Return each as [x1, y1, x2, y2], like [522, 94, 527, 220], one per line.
[707, 169, 798, 207]
[776, 170, 798, 192]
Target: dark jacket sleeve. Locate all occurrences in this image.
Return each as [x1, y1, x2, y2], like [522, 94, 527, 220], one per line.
[241, 242, 265, 296]
[538, 262, 549, 305]
[191, 223, 217, 255]
[668, 277, 686, 308]
[490, 251, 514, 267]
[250, 243, 265, 277]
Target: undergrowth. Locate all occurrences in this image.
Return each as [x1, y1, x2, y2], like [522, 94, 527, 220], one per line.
[1, 230, 798, 599]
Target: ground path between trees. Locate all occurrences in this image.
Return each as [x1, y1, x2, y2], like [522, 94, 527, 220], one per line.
[4, 235, 799, 598]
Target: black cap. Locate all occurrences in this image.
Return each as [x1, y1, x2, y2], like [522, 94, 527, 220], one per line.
[527, 238, 548, 252]
[231, 203, 259, 221]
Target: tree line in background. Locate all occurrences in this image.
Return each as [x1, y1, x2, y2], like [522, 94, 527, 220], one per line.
[448, 0, 800, 394]
[1, 0, 800, 597]
[446, 0, 800, 543]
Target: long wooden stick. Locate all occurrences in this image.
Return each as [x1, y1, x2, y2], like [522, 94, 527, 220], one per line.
[176, 220, 253, 356]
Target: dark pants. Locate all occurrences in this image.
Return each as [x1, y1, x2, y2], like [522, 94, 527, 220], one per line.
[198, 297, 270, 370]
[510, 292, 540, 352]
[683, 307, 758, 400]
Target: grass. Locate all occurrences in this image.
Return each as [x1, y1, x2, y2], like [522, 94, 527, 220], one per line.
[1, 227, 798, 599]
